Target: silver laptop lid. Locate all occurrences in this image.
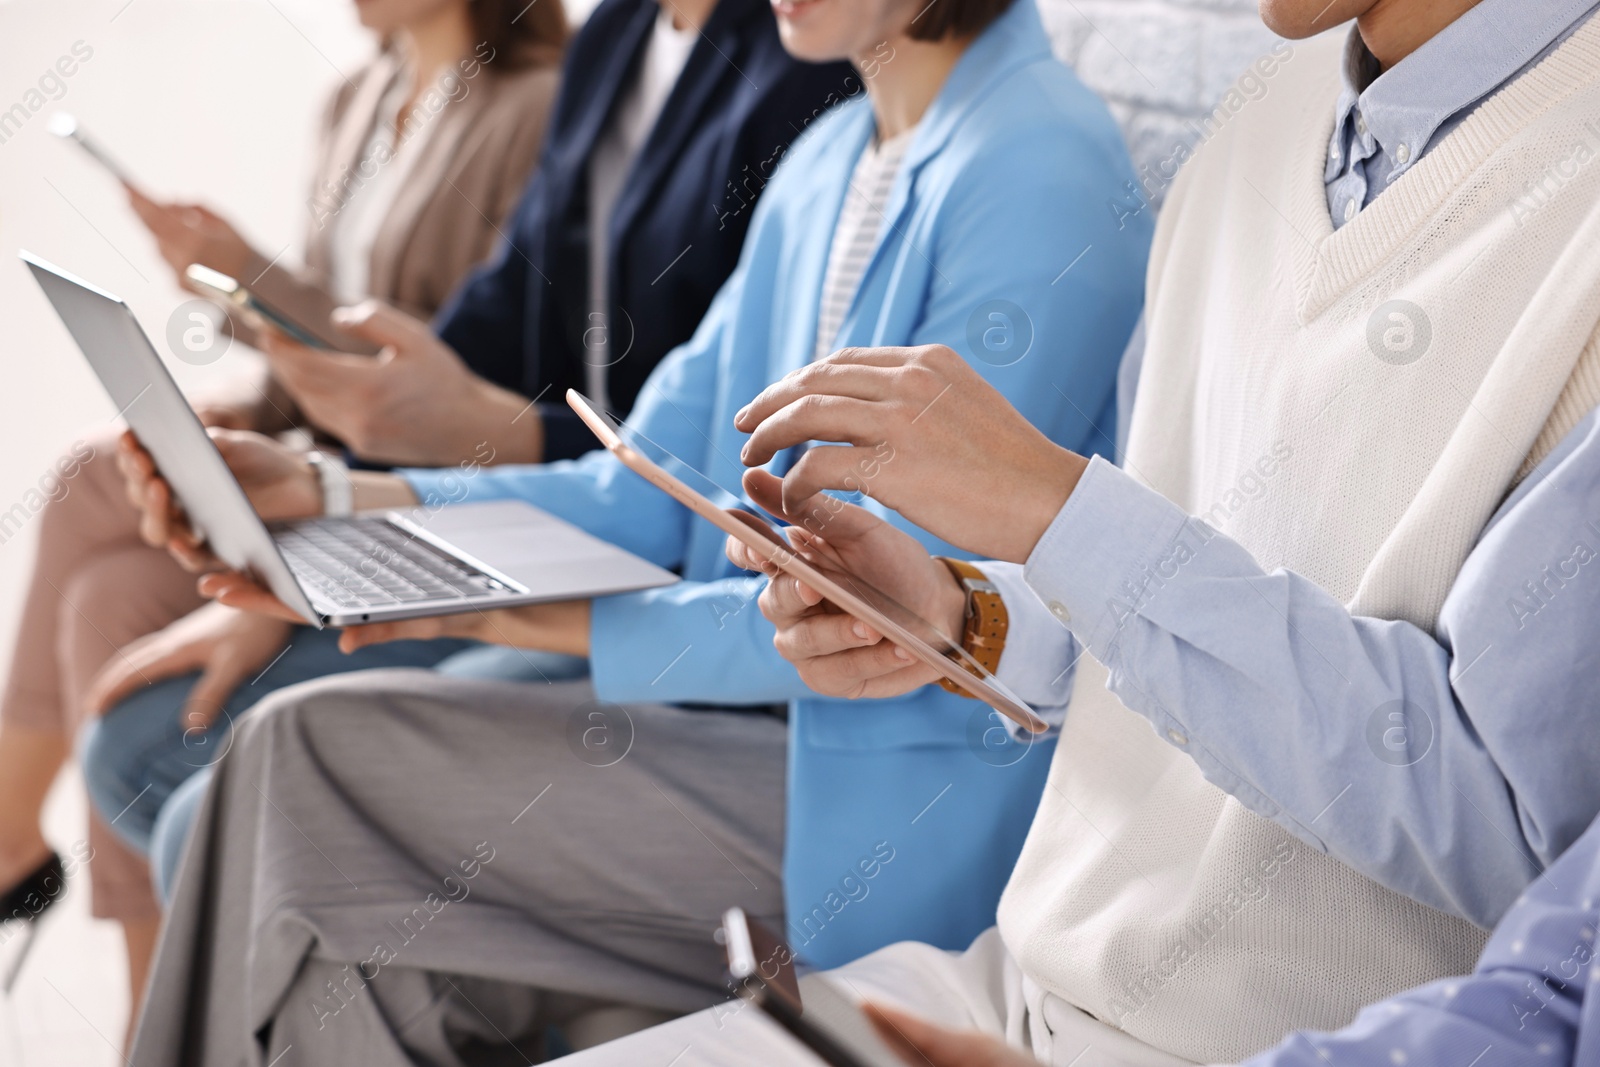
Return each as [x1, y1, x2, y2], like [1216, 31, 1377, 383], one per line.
[22, 251, 320, 625]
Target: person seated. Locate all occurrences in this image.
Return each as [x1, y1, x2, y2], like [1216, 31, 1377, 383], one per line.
[542, 0, 1600, 1061]
[69, 0, 851, 931]
[115, 1, 1153, 1061]
[0, 0, 564, 1030]
[589, 808, 1600, 1067]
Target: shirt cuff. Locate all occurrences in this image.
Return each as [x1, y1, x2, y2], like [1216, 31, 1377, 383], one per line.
[1022, 454, 1193, 661]
[981, 561, 1077, 733]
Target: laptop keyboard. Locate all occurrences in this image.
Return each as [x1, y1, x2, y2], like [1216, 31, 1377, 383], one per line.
[277, 516, 507, 611]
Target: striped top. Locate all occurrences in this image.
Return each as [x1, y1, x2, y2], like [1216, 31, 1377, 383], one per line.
[813, 126, 917, 361]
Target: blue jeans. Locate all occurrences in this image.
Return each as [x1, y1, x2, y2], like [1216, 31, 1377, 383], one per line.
[80, 627, 476, 860]
[121, 643, 592, 902]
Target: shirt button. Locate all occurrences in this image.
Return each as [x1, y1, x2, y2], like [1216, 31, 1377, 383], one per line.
[1355, 113, 1367, 136]
[1343, 199, 1358, 223]
[1048, 600, 1070, 622]
[1395, 142, 1410, 165]
[1167, 729, 1188, 746]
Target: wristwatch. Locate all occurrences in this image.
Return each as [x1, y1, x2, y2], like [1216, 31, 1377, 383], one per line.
[305, 450, 354, 517]
[934, 557, 1009, 694]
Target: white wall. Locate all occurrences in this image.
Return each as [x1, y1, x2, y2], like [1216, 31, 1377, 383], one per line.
[1040, 0, 1281, 205]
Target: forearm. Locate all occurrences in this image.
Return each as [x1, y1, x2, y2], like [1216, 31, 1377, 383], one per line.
[1030, 456, 1543, 926]
[457, 375, 544, 466]
[352, 470, 421, 510]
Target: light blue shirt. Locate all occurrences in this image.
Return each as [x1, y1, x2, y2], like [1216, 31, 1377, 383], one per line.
[991, 403, 1600, 930]
[1085, 0, 1600, 933]
[403, 0, 1152, 968]
[1325, 0, 1600, 227]
[1242, 811, 1600, 1066]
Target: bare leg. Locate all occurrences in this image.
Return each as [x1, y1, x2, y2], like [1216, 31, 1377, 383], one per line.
[0, 724, 67, 889]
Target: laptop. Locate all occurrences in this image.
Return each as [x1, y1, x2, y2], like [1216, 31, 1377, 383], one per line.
[23, 252, 678, 627]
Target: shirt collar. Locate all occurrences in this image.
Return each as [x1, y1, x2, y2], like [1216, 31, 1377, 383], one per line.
[1327, 0, 1598, 182]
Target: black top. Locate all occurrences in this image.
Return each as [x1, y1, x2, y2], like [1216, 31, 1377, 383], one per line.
[434, 0, 856, 460]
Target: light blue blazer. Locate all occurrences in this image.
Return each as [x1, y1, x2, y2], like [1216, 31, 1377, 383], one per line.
[405, 0, 1152, 967]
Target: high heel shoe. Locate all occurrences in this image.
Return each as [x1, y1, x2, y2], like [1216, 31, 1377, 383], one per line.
[0, 851, 65, 993]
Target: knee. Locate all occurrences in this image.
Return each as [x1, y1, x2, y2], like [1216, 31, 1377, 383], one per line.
[240, 668, 430, 754]
[33, 433, 122, 538]
[78, 678, 192, 852]
[57, 549, 167, 658]
[79, 712, 156, 851]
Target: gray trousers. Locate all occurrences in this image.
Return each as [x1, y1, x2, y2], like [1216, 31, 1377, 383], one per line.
[129, 669, 788, 1067]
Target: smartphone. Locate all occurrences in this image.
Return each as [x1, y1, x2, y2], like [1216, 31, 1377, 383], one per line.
[721, 908, 906, 1067]
[184, 264, 380, 354]
[48, 112, 140, 187]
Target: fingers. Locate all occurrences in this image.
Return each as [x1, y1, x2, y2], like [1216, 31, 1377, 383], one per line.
[83, 634, 183, 716]
[259, 327, 367, 377]
[197, 572, 303, 621]
[723, 522, 783, 575]
[734, 351, 914, 432]
[862, 1003, 954, 1067]
[862, 1003, 1029, 1067]
[757, 572, 826, 628]
[797, 643, 931, 700]
[772, 611, 887, 662]
[744, 467, 893, 547]
[124, 185, 163, 225]
[117, 432, 180, 547]
[329, 300, 431, 352]
[168, 527, 217, 573]
[193, 403, 252, 431]
[337, 618, 440, 653]
[139, 477, 174, 548]
[779, 446, 896, 518]
[181, 661, 244, 730]
[739, 395, 884, 467]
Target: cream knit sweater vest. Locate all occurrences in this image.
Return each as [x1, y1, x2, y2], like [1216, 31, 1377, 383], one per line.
[997, 24, 1600, 1065]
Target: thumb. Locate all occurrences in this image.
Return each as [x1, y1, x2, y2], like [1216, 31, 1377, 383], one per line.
[330, 300, 429, 353]
[179, 656, 248, 731]
[85, 635, 197, 717]
[745, 468, 880, 543]
[863, 1003, 1022, 1067]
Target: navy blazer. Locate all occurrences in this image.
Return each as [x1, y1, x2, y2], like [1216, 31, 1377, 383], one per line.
[433, 0, 856, 460]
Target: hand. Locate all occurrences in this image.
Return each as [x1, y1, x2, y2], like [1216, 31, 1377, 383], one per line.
[115, 428, 320, 570]
[84, 602, 294, 730]
[190, 374, 297, 434]
[199, 571, 592, 657]
[863, 1003, 1041, 1067]
[736, 345, 1087, 564]
[189, 398, 263, 432]
[125, 186, 252, 283]
[259, 301, 542, 467]
[724, 469, 965, 700]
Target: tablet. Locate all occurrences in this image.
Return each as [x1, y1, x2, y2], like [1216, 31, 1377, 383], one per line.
[721, 907, 904, 1067]
[567, 390, 1048, 733]
[185, 265, 381, 355]
[48, 112, 138, 187]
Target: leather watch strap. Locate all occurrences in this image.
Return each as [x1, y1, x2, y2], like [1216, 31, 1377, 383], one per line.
[934, 557, 1009, 695]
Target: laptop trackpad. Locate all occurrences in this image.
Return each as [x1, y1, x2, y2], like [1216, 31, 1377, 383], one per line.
[399, 500, 676, 601]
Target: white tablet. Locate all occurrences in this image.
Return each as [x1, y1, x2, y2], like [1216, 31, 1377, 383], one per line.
[567, 390, 1047, 733]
